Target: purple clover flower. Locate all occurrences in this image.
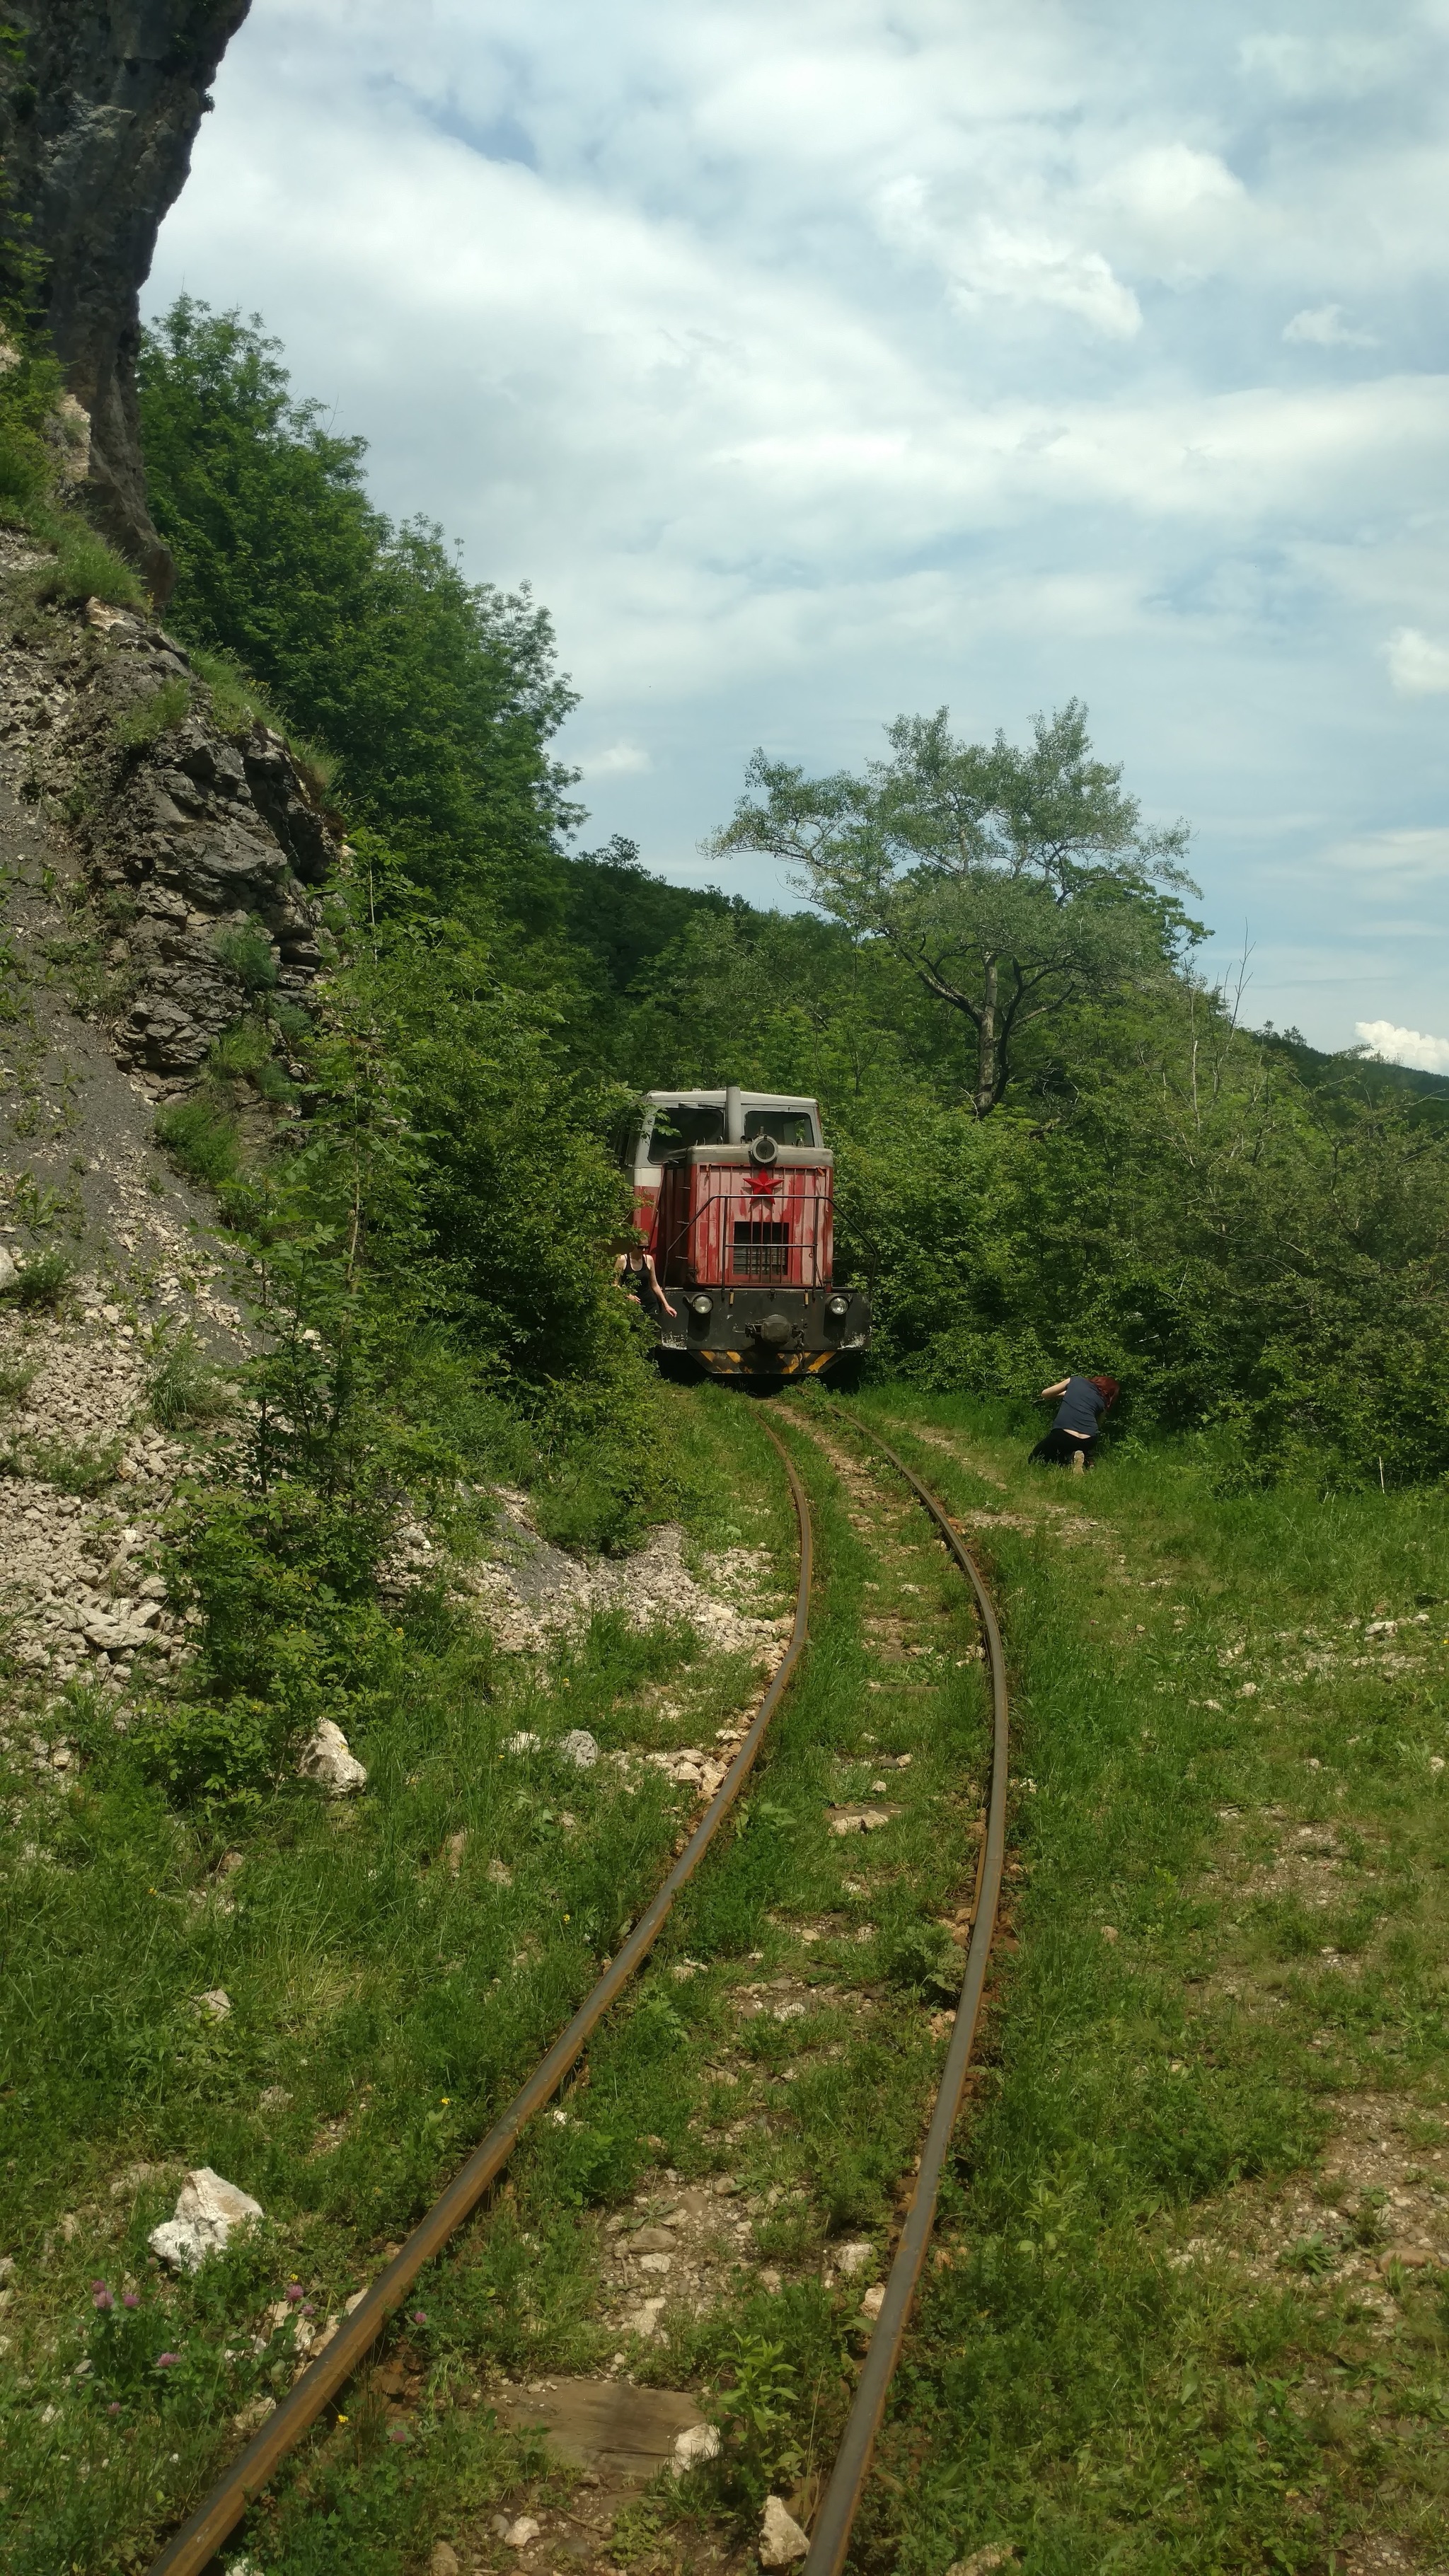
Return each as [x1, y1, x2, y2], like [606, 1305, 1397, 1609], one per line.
[285, 2284, 304, 2304]
[107, 2401, 122, 2415]
[92, 2286, 114, 2311]
[301, 2301, 316, 2318]
[410, 2309, 427, 2326]
[156, 2352, 180, 2369]
[387, 2422, 410, 2443]
[123, 2292, 140, 2310]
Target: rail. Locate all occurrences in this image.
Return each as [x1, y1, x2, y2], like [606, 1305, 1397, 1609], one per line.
[800, 1407, 1010, 2576]
[147, 1419, 812, 2576]
[146, 1404, 1008, 2576]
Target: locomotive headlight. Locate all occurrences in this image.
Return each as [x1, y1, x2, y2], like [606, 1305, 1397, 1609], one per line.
[826, 1293, 850, 1319]
[688, 1293, 713, 1319]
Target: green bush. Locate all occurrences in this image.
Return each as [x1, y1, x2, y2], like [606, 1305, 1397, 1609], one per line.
[154, 1094, 243, 1189]
[128, 1693, 295, 1818]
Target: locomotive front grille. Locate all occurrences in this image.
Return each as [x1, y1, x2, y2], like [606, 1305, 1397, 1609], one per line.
[732, 1219, 790, 1280]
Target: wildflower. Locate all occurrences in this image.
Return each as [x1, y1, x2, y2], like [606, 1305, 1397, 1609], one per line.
[336, 2411, 348, 2425]
[387, 2422, 410, 2442]
[156, 2352, 180, 2370]
[107, 2401, 122, 2415]
[92, 2286, 115, 2311]
[284, 2284, 304, 2303]
[301, 2301, 316, 2317]
[410, 2309, 427, 2326]
[122, 2292, 140, 2310]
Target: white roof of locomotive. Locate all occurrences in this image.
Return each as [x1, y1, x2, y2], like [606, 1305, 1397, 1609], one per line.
[642, 1088, 820, 1112]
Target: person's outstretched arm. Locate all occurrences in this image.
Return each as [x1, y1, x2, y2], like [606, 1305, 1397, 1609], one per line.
[1040, 1378, 1069, 1399]
[644, 1252, 677, 1319]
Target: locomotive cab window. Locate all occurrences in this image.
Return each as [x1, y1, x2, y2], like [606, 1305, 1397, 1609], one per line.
[743, 1108, 818, 1148]
[647, 1104, 727, 1159]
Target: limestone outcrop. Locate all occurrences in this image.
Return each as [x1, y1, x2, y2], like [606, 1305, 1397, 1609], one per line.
[0, 535, 339, 1078]
[0, 2, 253, 599]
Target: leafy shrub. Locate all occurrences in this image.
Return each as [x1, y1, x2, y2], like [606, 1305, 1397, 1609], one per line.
[129, 1693, 296, 1818]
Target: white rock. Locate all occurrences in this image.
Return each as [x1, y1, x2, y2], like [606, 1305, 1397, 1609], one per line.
[945, 2551, 1017, 2576]
[194, 1989, 231, 2021]
[672, 2420, 721, 2473]
[430, 2547, 461, 2576]
[502, 2517, 541, 2548]
[860, 2283, 886, 2320]
[149, 2167, 263, 2272]
[759, 2494, 810, 2565]
[486, 1858, 513, 1886]
[299, 1719, 366, 1796]
[0, 1246, 16, 1291]
[504, 1731, 539, 1754]
[835, 2240, 874, 2277]
[625, 2294, 666, 2337]
[560, 1728, 600, 1768]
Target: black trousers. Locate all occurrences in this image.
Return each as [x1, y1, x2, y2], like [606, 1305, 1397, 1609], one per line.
[1029, 1428, 1096, 1467]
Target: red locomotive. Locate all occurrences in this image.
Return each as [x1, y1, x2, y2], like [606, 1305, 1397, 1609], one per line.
[625, 1085, 870, 1379]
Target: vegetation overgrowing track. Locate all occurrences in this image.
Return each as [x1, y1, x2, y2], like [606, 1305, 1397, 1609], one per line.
[146, 1401, 1010, 2576]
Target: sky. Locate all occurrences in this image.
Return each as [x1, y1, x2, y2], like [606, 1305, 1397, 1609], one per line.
[146, 0, 1449, 1060]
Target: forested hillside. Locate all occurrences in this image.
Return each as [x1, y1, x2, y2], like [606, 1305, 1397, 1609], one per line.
[132, 297, 1449, 1496]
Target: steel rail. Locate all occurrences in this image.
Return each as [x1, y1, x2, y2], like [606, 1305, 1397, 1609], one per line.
[800, 1407, 1010, 2576]
[147, 1419, 812, 2576]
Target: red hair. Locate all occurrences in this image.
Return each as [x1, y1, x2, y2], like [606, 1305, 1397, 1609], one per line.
[1089, 1375, 1120, 1409]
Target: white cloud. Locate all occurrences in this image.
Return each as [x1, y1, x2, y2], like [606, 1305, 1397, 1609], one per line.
[875, 178, 1141, 337]
[145, 0, 1449, 1051]
[577, 740, 652, 778]
[1385, 627, 1449, 694]
[1239, 33, 1402, 100]
[1284, 304, 1377, 347]
[1356, 1017, 1449, 1073]
[1320, 826, 1449, 882]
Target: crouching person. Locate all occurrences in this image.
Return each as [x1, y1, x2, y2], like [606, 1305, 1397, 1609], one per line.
[613, 1240, 677, 1322]
[1032, 1373, 1119, 1472]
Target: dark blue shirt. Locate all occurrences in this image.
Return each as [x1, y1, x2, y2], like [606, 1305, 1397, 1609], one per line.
[1053, 1375, 1106, 1437]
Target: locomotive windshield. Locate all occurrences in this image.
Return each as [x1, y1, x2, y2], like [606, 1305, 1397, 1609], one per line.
[647, 1104, 727, 1158]
[744, 1109, 818, 1148]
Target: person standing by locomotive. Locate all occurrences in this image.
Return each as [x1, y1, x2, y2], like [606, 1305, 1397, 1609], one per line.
[614, 1242, 677, 1321]
[1032, 1373, 1119, 1472]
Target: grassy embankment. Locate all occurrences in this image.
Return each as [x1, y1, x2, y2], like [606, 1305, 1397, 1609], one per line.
[0, 1390, 798, 2571]
[844, 1387, 1449, 2576]
[4, 1377, 1446, 2576]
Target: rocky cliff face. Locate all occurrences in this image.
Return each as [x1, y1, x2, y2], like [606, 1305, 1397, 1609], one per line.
[0, 1, 252, 599]
[0, 529, 337, 1081]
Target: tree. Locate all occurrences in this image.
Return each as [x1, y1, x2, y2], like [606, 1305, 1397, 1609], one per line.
[712, 701, 1201, 1116]
[139, 298, 580, 928]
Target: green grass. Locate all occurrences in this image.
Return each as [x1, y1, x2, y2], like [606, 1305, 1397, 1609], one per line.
[838, 1387, 1449, 2576]
[3, 1383, 1445, 2574]
[0, 1390, 803, 2570]
[113, 676, 192, 750]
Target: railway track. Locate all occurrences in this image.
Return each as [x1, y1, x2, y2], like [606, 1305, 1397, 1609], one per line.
[148, 1403, 1010, 2576]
